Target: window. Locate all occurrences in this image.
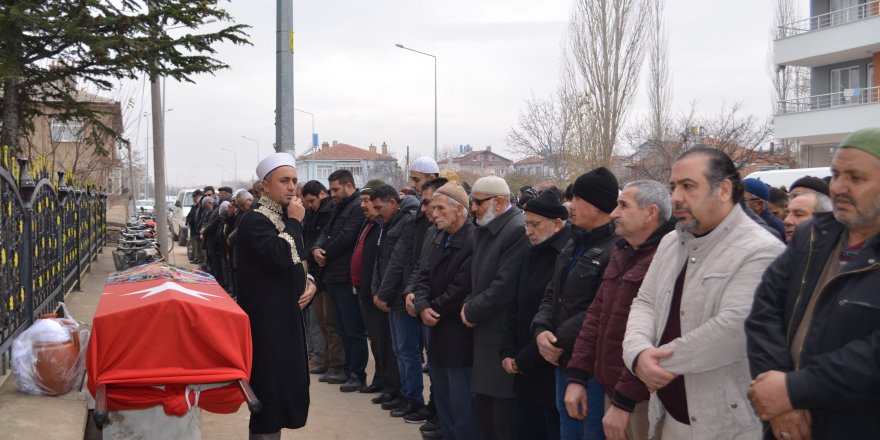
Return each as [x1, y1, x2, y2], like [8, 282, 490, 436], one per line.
[337, 163, 364, 179]
[495, 167, 506, 176]
[830, 65, 859, 106]
[50, 119, 84, 142]
[317, 165, 333, 179]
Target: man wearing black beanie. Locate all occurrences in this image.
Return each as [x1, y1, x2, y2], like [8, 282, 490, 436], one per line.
[531, 167, 619, 438]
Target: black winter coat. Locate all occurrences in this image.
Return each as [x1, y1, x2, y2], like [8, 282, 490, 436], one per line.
[531, 222, 616, 369]
[500, 224, 571, 407]
[372, 209, 416, 311]
[312, 191, 364, 285]
[413, 222, 475, 368]
[464, 206, 530, 398]
[355, 218, 382, 305]
[746, 212, 880, 439]
[303, 196, 335, 290]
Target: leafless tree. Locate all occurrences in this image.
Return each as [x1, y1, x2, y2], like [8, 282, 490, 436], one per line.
[559, 48, 601, 178]
[369, 159, 407, 190]
[647, 0, 672, 147]
[506, 91, 570, 182]
[626, 103, 782, 183]
[567, 0, 650, 168]
[769, 0, 810, 159]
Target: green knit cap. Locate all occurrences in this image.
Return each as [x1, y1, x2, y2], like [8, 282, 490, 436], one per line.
[360, 178, 385, 195]
[839, 127, 880, 160]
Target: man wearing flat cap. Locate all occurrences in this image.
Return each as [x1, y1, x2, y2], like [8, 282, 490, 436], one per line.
[531, 167, 620, 438]
[461, 175, 530, 440]
[499, 189, 571, 440]
[412, 181, 478, 439]
[783, 177, 832, 244]
[747, 127, 880, 439]
[235, 152, 317, 439]
[564, 180, 676, 440]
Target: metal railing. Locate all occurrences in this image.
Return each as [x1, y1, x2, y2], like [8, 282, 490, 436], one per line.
[0, 147, 107, 378]
[776, 85, 880, 114]
[777, 0, 880, 38]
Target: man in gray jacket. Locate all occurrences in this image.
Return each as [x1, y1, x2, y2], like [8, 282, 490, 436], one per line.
[461, 176, 530, 440]
[623, 147, 784, 439]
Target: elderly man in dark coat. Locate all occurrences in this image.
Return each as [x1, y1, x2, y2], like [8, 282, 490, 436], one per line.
[234, 153, 316, 439]
[413, 182, 477, 440]
[460, 175, 530, 440]
[500, 190, 571, 440]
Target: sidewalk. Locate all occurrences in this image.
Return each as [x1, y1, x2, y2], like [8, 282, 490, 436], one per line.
[0, 240, 427, 439]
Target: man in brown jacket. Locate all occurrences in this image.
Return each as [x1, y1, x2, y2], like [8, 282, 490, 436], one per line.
[564, 180, 674, 440]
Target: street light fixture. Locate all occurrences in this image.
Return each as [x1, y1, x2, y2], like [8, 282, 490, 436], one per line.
[221, 147, 238, 183]
[294, 108, 316, 148]
[396, 43, 437, 161]
[241, 135, 260, 173]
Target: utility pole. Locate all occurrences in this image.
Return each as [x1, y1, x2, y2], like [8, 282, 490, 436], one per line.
[276, 0, 295, 155]
[148, 1, 169, 259]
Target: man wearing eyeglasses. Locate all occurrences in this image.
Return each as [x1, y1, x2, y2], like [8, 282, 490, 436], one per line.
[500, 189, 571, 439]
[532, 167, 620, 439]
[460, 175, 530, 440]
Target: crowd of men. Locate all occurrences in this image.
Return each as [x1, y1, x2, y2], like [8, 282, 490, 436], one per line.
[222, 127, 880, 440]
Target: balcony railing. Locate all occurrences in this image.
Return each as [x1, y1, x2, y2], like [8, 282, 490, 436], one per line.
[776, 85, 880, 114]
[777, 0, 880, 38]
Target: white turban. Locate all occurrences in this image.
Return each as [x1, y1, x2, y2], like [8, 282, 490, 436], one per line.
[256, 152, 296, 180]
[411, 156, 439, 174]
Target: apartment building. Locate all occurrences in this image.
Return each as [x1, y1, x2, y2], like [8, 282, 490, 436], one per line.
[773, 0, 880, 167]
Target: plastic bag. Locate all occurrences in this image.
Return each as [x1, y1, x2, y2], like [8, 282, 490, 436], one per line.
[12, 303, 91, 395]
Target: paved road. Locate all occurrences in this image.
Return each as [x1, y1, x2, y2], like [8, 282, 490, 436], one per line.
[169, 239, 427, 439]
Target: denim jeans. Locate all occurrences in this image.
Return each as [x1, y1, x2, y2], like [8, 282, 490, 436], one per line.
[555, 368, 605, 440]
[325, 282, 368, 379]
[430, 365, 476, 440]
[388, 310, 424, 404]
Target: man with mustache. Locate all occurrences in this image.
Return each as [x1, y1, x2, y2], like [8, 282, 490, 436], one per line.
[235, 153, 317, 439]
[461, 175, 530, 440]
[747, 128, 880, 439]
[623, 147, 784, 439]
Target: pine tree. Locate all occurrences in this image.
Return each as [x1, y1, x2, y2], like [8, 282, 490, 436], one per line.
[0, 0, 250, 155]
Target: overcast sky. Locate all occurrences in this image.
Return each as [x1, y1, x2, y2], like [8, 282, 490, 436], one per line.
[119, 0, 808, 188]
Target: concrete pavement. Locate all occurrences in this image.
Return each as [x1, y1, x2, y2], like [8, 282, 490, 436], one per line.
[0, 235, 427, 439]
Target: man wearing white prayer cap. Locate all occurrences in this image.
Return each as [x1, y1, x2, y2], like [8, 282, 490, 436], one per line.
[410, 156, 440, 191]
[235, 152, 317, 439]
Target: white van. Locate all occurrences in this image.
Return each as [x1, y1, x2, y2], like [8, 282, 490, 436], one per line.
[170, 189, 197, 245]
[744, 167, 830, 190]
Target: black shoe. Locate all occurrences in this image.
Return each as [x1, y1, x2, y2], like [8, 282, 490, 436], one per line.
[421, 429, 443, 440]
[381, 396, 406, 410]
[404, 405, 432, 423]
[309, 365, 328, 375]
[339, 375, 366, 393]
[420, 418, 441, 432]
[358, 383, 383, 394]
[372, 393, 395, 404]
[319, 368, 348, 384]
[391, 401, 423, 418]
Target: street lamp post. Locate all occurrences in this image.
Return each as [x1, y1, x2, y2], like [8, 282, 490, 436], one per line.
[294, 108, 316, 147]
[221, 147, 238, 184]
[396, 43, 437, 161]
[242, 135, 260, 175]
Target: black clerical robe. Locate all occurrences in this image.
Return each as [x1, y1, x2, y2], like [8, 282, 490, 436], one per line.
[234, 198, 309, 433]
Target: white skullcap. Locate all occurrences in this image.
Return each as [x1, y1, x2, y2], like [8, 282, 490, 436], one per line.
[256, 152, 296, 180]
[411, 156, 440, 174]
[472, 175, 510, 196]
[219, 201, 231, 212]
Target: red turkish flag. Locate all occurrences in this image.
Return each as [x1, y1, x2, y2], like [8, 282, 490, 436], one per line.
[86, 279, 252, 415]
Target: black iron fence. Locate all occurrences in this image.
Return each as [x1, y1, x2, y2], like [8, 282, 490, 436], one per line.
[0, 148, 107, 376]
